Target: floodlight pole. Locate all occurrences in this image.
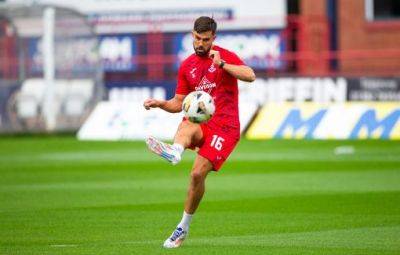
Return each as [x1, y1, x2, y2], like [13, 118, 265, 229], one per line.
[43, 7, 56, 131]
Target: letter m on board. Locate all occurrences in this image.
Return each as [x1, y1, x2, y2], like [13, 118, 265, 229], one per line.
[350, 109, 400, 139]
[274, 109, 327, 139]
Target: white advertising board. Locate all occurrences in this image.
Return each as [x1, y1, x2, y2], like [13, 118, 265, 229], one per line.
[77, 102, 183, 140]
[78, 97, 257, 141]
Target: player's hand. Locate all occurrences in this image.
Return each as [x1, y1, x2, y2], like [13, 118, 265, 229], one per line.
[143, 98, 161, 110]
[209, 49, 221, 66]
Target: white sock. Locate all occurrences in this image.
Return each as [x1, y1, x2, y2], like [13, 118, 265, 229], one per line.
[173, 143, 184, 156]
[177, 211, 193, 230]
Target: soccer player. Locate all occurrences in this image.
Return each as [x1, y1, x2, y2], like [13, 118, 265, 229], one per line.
[143, 16, 255, 248]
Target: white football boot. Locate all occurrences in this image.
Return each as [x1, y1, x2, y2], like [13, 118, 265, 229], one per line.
[163, 227, 188, 248]
[145, 136, 181, 165]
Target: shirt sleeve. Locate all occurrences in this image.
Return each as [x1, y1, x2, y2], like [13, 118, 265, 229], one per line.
[175, 64, 190, 95]
[225, 51, 244, 66]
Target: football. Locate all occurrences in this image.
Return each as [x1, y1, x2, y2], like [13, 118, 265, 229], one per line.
[182, 91, 215, 123]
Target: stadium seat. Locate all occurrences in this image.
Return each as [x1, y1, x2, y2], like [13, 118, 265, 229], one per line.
[16, 79, 45, 118]
[64, 79, 94, 116]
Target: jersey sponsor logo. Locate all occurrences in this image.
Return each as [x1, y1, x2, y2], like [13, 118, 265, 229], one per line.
[195, 77, 216, 94]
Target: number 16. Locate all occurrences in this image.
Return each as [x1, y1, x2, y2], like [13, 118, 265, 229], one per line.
[211, 135, 224, 151]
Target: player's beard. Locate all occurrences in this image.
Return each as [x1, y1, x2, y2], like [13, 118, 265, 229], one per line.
[194, 44, 210, 57]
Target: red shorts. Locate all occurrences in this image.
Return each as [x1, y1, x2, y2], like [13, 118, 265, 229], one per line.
[189, 121, 240, 171]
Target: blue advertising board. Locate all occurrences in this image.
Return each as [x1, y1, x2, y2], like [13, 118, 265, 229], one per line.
[27, 36, 100, 75]
[173, 30, 286, 70]
[105, 80, 176, 102]
[98, 35, 138, 72]
[26, 35, 137, 74]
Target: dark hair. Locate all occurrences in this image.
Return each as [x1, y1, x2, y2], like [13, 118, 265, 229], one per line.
[193, 16, 217, 34]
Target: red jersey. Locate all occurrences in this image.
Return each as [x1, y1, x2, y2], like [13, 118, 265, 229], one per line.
[176, 45, 244, 134]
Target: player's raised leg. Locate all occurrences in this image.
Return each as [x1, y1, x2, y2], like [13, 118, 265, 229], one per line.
[163, 154, 213, 248]
[146, 120, 202, 165]
[145, 136, 182, 165]
[174, 120, 204, 148]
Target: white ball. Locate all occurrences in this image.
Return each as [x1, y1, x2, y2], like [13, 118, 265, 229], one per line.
[182, 91, 215, 123]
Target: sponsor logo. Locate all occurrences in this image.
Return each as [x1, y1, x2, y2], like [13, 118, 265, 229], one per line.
[274, 109, 327, 139]
[350, 109, 400, 139]
[177, 32, 285, 69]
[195, 77, 216, 93]
[238, 78, 347, 104]
[246, 102, 400, 140]
[99, 36, 135, 71]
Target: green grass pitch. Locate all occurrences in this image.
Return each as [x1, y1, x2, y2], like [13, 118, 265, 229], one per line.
[0, 136, 399, 254]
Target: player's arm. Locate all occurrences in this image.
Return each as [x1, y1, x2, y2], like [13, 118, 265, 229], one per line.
[210, 49, 256, 82]
[221, 64, 255, 82]
[143, 94, 185, 113]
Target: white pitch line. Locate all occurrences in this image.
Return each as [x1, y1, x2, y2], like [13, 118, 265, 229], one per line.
[334, 146, 355, 155]
[50, 244, 78, 248]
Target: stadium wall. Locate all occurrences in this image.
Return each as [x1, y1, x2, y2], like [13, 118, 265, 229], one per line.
[298, 0, 400, 76]
[338, 0, 400, 75]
